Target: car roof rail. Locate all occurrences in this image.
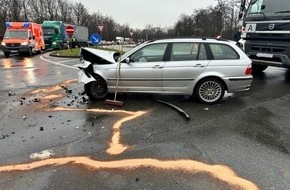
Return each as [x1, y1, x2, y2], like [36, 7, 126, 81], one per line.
[147, 36, 229, 42]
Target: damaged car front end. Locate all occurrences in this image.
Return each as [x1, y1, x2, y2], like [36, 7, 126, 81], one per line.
[77, 47, 121, 99]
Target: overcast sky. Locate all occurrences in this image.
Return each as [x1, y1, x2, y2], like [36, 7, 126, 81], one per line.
[71, 0, 216, 29]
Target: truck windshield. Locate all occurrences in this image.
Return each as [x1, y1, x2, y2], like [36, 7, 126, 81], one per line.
[246, 0, 290, 20]
[4, 30, 29, 39]
[43, 28, 55, 35]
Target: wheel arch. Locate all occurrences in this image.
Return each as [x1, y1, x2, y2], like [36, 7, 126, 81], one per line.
[194, 75, 228, 93]
[84, 74, 108, 100]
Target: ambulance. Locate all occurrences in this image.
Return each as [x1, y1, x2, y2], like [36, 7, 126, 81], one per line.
[1, 22, 45, 58]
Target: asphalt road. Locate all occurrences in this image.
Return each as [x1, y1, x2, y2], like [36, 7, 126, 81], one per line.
[0, 51, 290, 190]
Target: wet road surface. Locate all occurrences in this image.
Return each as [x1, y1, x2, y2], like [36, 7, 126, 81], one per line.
[0, 52, 290, 190]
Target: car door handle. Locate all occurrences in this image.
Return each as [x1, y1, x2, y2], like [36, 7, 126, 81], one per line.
[152, 65, 163, 69]
[194, 64, 205, 68]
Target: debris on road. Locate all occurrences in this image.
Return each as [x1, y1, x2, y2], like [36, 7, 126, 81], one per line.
[8, 91, 15, 96]
[59, 85, 72, 94]
[157, 100, 190, 120]
[32, 98, 40, 102]
[0, 134, 9, 139]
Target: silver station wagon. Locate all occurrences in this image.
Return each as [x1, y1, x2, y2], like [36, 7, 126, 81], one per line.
[77, 38, 253, 104]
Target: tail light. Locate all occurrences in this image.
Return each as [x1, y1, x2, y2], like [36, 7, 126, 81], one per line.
[245, 64, 252, 75]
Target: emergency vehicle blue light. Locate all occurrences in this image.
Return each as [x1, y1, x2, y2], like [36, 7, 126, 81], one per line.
[5, 22, 12, 27]
[22, 22, 31, 28]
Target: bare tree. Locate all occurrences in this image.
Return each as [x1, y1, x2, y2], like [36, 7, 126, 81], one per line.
[43, 0, 57, 20]
[174, 14, 195, 37]
[57, 0, 73, 22]
[27, 0, 46, 23]
[72, 2, 89, 25]
[5, 0, 24, 21]
[0, 0, 9, 37]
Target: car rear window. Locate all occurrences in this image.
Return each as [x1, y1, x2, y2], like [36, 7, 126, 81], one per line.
[209, 43, 239, 60]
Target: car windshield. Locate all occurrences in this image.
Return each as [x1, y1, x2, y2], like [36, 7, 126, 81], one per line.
[245, 0, 290, 20]
[4, 30, 29, 39]
[43, 28, 55, 35]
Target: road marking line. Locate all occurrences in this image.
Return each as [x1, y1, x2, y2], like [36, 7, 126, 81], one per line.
[40, 55, 78, 70]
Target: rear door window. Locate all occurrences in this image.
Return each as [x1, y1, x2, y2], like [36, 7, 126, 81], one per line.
[209, 44, 239, 60]
[170, 42, 208, 61]
[171, 42, 199, 61]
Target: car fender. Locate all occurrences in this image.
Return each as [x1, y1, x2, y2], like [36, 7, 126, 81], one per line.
[192, 71, 227, 90]
[78, 70, 96, 84]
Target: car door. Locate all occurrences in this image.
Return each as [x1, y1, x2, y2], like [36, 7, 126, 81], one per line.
[117, 43, 168, 92]
[163, 42, 210, 93]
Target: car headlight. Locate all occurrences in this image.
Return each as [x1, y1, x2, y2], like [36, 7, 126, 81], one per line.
[21, 42, 28, 46]
[52, 42, 57, 45]
[1, 42, 6, 46]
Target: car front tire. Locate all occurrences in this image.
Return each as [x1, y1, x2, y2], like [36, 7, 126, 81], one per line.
[84, 77, 108, 100]
[28, 47, 33, 56]
[4, 52, 10, 58]
[195, 78, 225, 104]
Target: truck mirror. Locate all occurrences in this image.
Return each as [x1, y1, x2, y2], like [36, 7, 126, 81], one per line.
[261, 5, 265, 10]
[251, 0, 258, 5]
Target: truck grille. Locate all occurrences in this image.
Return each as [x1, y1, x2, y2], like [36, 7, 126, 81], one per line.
[251, 46, 284, 53]
[6, 43, 21, 47]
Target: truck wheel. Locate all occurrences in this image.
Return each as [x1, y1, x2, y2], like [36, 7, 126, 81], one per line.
[194, 78, 225, 104]
[36, 48, 42, 54]
[4, 52, 10, 58]
[84, 77, 108, 100]
[252, 64, 268, 73]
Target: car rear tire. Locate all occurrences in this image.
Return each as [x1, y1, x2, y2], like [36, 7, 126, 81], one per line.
[84, 77, 108, 100]
[195, 78, 225, 104]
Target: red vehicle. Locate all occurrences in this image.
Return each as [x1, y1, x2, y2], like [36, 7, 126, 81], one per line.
[1, 22, 45, 58]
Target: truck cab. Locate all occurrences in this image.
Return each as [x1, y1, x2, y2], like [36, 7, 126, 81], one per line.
[42, 21, 67, 50]
[239, 0, 290, 72]
[1, 22, 45, 58]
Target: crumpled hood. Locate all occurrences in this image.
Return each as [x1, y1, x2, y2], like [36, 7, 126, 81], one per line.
[80, 47, 120, 64]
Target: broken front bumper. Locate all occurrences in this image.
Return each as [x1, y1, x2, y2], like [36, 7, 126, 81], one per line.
[77, 69, 95, 84]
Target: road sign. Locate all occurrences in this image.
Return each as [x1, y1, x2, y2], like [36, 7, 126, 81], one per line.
[65, 25, 75, 36]
[90, 34, 101, 45]
[98, 25, 104, 32]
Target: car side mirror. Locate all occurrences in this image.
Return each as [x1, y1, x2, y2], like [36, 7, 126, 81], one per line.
[123, 57, 130, 64]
